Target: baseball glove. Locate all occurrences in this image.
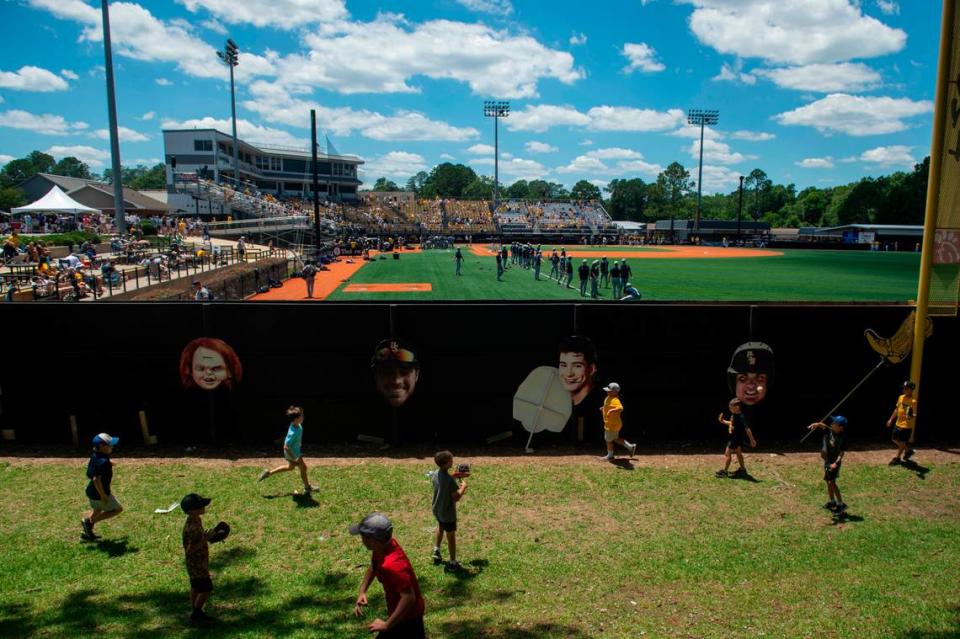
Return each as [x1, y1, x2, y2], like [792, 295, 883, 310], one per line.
[208, 521, 230, 543]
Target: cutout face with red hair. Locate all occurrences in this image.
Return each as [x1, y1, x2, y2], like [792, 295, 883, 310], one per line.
[180, 338, 243, 391]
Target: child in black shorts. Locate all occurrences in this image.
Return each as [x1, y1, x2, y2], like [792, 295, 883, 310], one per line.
[431, 450, 467, 572]
[715, 398, 756, 477]
[182, 493, 216, 623]
[807, 415, 847, 513]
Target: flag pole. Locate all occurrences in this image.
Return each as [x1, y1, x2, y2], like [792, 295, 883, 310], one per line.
[910, 0, 955, 441]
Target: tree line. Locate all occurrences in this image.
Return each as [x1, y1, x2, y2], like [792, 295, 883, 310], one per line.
[0, 150, 166, 210]
[370, 157, 930, 228]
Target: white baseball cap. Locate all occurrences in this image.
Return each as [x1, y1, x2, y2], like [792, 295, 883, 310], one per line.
[603, 382, 621, 392]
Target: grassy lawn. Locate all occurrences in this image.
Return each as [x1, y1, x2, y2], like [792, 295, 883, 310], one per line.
[1, 456, 958, 638]
[326, 248, 920, 302]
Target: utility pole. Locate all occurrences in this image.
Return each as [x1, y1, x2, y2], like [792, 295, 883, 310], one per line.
[687, 109, 719, 235]
[217, 39, 240, 186]
[483, 101, 510, 211]
[737, 175, 744, 242]
[311, 110, 321, 257]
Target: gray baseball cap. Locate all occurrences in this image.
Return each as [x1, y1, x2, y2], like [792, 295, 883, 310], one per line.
[349, 512, 393, 541]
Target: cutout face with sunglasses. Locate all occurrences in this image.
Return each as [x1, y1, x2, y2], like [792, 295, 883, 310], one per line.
[371, 340, 421, 407]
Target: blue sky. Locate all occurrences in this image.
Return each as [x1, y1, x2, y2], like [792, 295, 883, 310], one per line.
[0, 0, 941, 193]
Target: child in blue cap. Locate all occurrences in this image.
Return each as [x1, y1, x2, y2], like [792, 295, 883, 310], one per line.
[81, 433, 123, 540]
[807, 416, 848, 513]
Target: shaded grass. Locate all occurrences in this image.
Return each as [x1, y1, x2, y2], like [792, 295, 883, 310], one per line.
[326, 247, 920, 302]
[0, 458, 957, 638]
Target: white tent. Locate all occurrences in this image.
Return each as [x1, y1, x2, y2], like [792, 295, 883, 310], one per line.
[11, 185, 99, 216]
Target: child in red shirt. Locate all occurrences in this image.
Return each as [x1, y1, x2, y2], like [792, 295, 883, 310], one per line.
[350, 512, 426, 638]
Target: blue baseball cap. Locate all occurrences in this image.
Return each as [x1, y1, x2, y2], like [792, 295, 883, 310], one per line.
[92, 433, 119, 446]
[829, 416, 847, 427]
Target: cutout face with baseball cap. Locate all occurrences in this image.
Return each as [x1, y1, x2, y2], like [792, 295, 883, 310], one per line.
[727, 342, 774, 406]
[371, 339, 420, 407]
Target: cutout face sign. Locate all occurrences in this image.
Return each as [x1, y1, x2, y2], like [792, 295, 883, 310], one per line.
[726, 342, 774, 406]
[371, 339, 420, 407]
[180, 338, 242, 391]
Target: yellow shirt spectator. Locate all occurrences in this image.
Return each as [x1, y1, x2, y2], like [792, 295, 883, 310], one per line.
[602, 396, 623, 432]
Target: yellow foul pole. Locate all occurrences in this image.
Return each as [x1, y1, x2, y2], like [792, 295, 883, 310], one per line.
[910, 0, 955, 437]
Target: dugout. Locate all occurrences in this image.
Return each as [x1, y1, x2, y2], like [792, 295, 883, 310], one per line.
[0, 303, 955, 451]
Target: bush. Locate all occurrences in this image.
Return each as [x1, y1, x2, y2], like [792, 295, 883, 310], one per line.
[14, 231, 101, 247]
[139, 221, 158, 236]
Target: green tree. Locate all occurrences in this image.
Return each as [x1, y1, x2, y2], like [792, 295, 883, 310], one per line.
[0, 150, 56, 186]
[570, 179, 602, 201]
[655, 162, 694, 224]
[372, 177, 401, 192]
[463, 175, 494, 199]
[127, 164, 166, 190]
[744, 168, 772, 219]
[506, 179, 529, 199]
[0, 185, 27, 210]
[52, 156, 93, 179]
[422, 163, 477, 197]
[604, 178, 647, 221]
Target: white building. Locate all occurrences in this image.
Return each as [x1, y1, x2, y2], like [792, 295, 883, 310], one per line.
[162, 128, 363, 201]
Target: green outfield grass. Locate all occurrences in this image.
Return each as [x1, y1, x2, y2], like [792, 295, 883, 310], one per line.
[326, 247, 921, 302]
[0, 457, 957, 638]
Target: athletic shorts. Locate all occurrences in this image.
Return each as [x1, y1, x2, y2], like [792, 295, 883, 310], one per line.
[284, 450, 302, 463]
[892, 427, 912, 443]
[823, 461, 841, 481]
[377, 615, 426, 639]
[603, 429, 621, 443]
[189, 576, 213, 593]
[726, 437, 747, 451]
[88, 494, 121, 512]
[436, 519, 457, 532]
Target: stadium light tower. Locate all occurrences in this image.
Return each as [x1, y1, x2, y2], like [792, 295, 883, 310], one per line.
[217, 39, 240, 186]
[100, 0, 125, 236]
[483, 100, 510, 211]
[687, 108, 719, 234]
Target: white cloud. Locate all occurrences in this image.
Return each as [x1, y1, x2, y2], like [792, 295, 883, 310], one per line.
[455, 0, 514, 15]
[91, 127, 150, 142]
[858, 145, 915, 166]
[774, 93, 933, 136]
[243, 82, 480, 142]
[525, 141, 558, 154]
[0, 109, 88, 135]
[587, 106, 685, 132]
[200, 18, 227, 34]
[507, 105, 591, 132]
[687, 139, 754, 165]
[698, 164, 742, 193]
[621, 42, 665, 73]
[501, 152, 513, 159]
[472, 157, 546, 181]
[290, 16, 581, 98]
[0, 65, 69, 91]
[0, 154, 15, 165]
[713, 61, 757, 85]
[439, 153, 455, 160]
[28, 0, 276, 83]
[177, 0, 347, 29]
[579, 139, 593, 146]
[130, 158, 161, 166]
[796, 157, 835, 168]
[569, 32, 587, 46]
[681, 0, 907, 65]
[876, 1, 899, 16]
[584, 148, 644, 160]
[466, 144, 496, 155]
[45, 145, 110, 167]
[155, 78, 173, 86]
[141, 111, 156, 121]
[556, 148, 661, 178]
[754, 63, 881, 92]
[730, 130, 775, 141]
[361, 151, 428, 179]
[60, 69, 79, 80]
[669, 124, 723, 140]
[162, 116, 309, 148]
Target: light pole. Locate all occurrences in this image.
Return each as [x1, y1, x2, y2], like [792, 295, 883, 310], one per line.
[101, 0, 126, 236]
[217, 39, 240, 187]
[737, 175, 744, 243]
[687, 108, 719, 235]
[483, 100, 510, 211]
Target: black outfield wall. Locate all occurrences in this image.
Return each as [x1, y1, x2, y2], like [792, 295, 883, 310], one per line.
[1, 303, 955, 448]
